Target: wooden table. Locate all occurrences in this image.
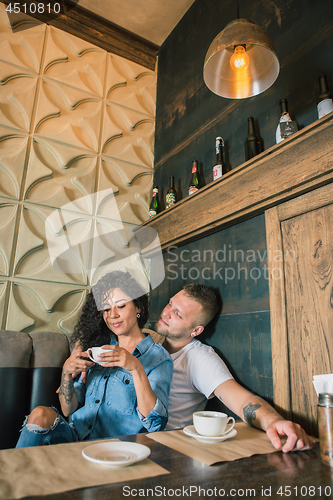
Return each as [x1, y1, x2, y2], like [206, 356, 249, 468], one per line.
[22, 434, 332, 500]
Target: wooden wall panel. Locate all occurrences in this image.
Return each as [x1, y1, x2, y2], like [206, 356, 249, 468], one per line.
[266, 184, 333, 435]
[282, 205, 333, 434]
[264, 207, 290, 419]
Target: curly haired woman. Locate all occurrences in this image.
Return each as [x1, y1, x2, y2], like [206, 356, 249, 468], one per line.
[16, 271, 173, 447]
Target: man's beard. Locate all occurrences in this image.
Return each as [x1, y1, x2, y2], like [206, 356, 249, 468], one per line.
[155, 319, 185, 340]
[155, 318, 168, 337]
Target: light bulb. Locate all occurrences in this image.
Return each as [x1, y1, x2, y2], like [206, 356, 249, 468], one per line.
[230, 45, 250, 71]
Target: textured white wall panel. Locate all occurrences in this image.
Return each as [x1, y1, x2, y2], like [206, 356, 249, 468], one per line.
[34, 79, 103, 151]
[107, 55, 156, 117]
[6, 279, 87, 333]
[0, 61, 38, 132]
[98, 157, 153, 224]
[102, 104, 154, 167]
[0, 199, 18, 275]
[43, 27, 107, 97]
[13, 203, 88, 285]
[0, 280, 7, 324]
[24, 139, 97, 208]
[0, 131, 28, 199]
[0, 4, 156, 334]
[0, 11, 45, 73]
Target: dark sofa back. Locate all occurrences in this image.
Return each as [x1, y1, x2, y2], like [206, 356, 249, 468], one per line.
[0, 330, 70, 449]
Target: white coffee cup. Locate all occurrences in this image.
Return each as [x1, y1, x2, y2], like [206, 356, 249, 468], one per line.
[87, 347, 112, 364]
[193, 411, 235, 437]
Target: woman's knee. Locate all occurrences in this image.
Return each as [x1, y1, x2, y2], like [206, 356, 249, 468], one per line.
[27, 406, 58, 429]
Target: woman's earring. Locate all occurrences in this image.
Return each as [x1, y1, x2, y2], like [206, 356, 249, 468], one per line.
[137, 313, 141, 319]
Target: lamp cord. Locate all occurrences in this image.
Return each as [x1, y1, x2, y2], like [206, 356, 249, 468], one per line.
[237, 1, 240, 19]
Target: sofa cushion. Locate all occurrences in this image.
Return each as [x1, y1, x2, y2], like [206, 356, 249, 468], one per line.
[29, 331, 70, 368]
[29, 332, 70, 412]
[0, 330, 32, 367]
[0, 330, 70, 449]
[0, 331, 32, 449]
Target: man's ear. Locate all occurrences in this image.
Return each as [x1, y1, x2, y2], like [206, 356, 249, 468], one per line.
[190, 326, 204, 338]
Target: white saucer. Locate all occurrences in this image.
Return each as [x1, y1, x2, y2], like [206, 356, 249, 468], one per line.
[183, 425, 237, 444]
[82, 441, 150, 467]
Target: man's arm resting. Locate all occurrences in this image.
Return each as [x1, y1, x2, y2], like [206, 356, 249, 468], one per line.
[214, 379, 316, 452]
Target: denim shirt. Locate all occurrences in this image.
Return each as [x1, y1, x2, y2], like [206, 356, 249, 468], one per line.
[71, 333, 173, 440]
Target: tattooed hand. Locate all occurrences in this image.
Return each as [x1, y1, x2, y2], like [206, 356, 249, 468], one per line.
[58, 350, 95, 416]
[62, 350, 94, 376]
[59, 371, 75, 405]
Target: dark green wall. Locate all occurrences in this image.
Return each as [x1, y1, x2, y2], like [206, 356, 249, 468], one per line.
[149, 215, 272, 404]
[153, 0, 333, 203]
[150, 0, 333, 403]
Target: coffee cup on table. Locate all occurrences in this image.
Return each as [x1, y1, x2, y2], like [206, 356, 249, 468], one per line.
[193, 411, 235, 437]
[87, 347, 112, 365]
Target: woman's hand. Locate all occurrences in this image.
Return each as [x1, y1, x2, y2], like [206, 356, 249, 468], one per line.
[59, 351, 94, 417]
[62, 349, 95, 376]
[97, 345, 157, 418]
[97, 345, 141, 372]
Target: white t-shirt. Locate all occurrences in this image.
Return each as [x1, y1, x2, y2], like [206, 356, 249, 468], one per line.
[166, 339, 233, 430]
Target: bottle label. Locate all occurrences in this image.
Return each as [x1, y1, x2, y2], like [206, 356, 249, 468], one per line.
[279, 121, 298, 140]
[318, 99, 333, 119]
[166, 193, 176, 208]
[213, 164, 222, 180]
[149, 210, 157, 218]
[215, 137, 223, 154]
[189, 187, 198, 195]
[191, 165, 197, 173]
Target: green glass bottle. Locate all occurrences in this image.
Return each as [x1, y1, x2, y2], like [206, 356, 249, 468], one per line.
[188, 160, 202, 195]
[245, 117, 261, 160]
[166, 176, 177, 208]
[149, 186, 160, 218]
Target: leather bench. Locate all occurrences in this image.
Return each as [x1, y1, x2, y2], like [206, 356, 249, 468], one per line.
[0, 330, 70, 449]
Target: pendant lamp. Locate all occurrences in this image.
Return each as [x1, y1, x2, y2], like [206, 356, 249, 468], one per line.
[203, 18, 280, 99]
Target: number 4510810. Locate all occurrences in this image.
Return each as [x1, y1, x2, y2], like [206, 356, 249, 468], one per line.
[6, 3, 61, 14]
[276, 485, 332, 496]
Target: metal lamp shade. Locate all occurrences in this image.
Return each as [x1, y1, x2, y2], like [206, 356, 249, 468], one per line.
[203, 18, 280, 99]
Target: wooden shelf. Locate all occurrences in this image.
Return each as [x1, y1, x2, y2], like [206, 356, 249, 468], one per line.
[135, 113, 333, 255]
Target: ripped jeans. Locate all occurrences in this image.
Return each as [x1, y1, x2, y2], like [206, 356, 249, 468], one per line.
[16, 409, 79, 448]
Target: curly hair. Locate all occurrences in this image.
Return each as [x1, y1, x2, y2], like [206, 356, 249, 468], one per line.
[71, 271, 149, 351]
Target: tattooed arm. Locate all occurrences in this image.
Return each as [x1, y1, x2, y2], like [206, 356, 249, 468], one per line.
[59, 350, 94, 417]
[214, 379, 315, 452]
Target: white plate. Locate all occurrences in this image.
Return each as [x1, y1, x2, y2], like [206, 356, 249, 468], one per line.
[82, 441, 151, 467]
[183, 425, 237, 444]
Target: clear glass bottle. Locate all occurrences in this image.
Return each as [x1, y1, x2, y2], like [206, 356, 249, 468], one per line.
[318, 393, 333, 466]
[276, 99, 298, 144]
[317, 75, 333, 119]
[213, 137, 225, 181]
